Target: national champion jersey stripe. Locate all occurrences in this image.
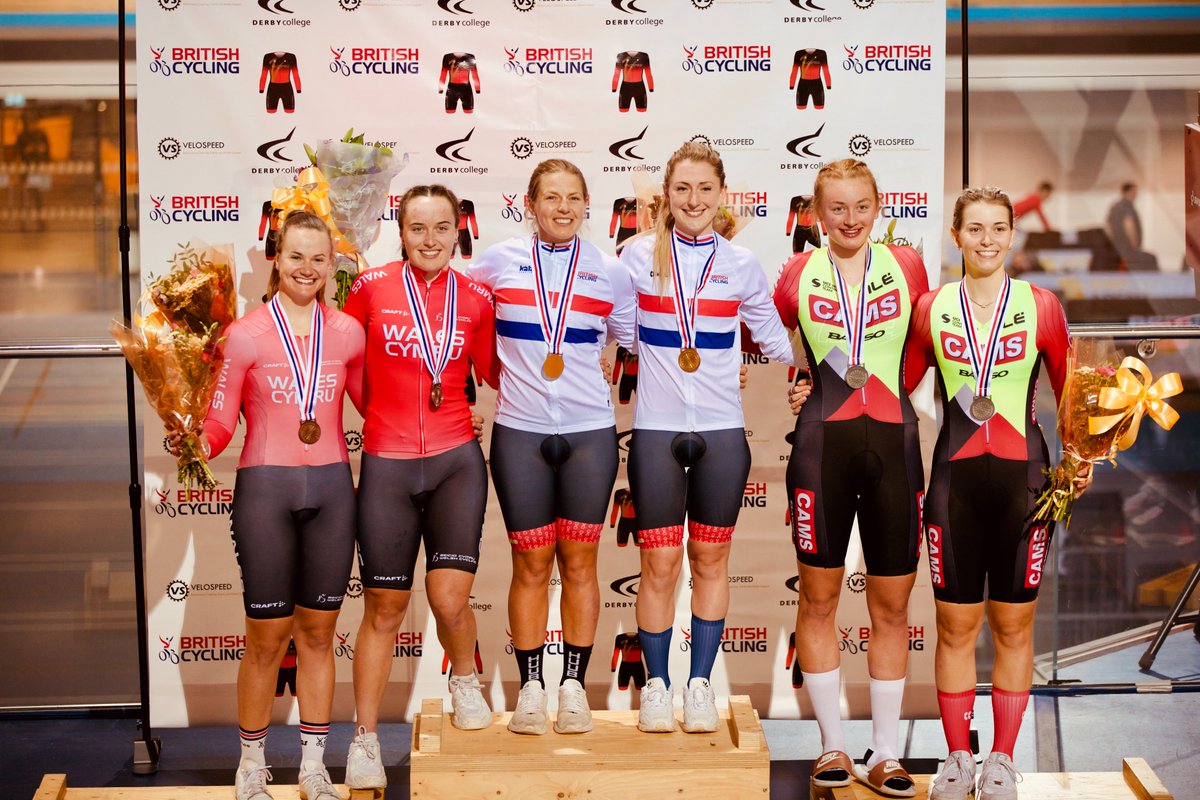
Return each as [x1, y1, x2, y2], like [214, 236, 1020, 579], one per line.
[636, 293, 741, 317]
[637, 325, 735, 349]
[495, 319, 603, 344]
[494, 287, 615, 318]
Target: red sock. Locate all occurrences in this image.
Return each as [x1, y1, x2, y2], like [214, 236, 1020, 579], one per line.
[937, 689, 975, 752]
[991, 688, 1030, 757]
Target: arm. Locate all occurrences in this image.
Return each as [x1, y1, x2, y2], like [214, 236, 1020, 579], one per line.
[604, 254, 638, 351]
[467, 280, 500, 390]
[904, 291, 935, 395]
[1034, 285, 1071, 406]
[1036, 202, 1051, 232]
[344, 322, 366, 415]
[739, 256, 796, 366]
[203, 326, 253, 460]
[772, 252, 806, 333]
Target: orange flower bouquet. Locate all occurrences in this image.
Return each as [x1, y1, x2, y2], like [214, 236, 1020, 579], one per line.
[112, 241, 236, 489]
[1034, 338, 1182, 524]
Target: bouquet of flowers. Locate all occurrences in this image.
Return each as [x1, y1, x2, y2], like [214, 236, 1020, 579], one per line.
[1034, 337, 1182, 524]
[111, 241, 236, 490]
[274, 129, 407, 308]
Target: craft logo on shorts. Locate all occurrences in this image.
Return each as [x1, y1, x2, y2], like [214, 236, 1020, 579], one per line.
[606, 0, 664, 26]
[166, 578, 235, 601]
[843, 43, 933, 74]
[882, 190, 928, 219]
[1025, 526, 1050, 587]
[431, 128, 489, 175]
[153, 487, 235, 518]
[147, 46, 239, 79]
[156, 135, 228, 160]
[792, 488, 817, 553]
[504, 46, 593, 76]
[329, 46, 419, 76]
[782, 124, 826, 170]
[252, 0, 312, 27]
[724, 189, 768, 220]
[682, 44, 771, 76]
[147, 194, 239, 226]
[742, 482, 768, 508]
[500, 193, 526, 223]
[605, 574, 640, 607]
[680, 623, 768, 654]
[433, 0, 492, 26]
[161, 633, 247, 663]
[605, 126, 660, 173]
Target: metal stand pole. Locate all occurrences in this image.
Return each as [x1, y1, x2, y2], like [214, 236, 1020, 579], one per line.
[117, 0, 160, 774]
[1138, 562, 1200, 671]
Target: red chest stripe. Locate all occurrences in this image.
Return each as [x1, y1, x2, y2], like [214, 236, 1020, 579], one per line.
[638, 293, 740, 317]
[496, 287, 614, 318]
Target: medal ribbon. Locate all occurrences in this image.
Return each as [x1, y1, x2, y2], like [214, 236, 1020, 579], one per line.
[402, 264, 458, 389]
[267, 295, 324, 424]
[957, 276, 1012, 400]
[829, 246, 873, 370]
[669, 230, 718, 352]
[531, 236, 582, 358]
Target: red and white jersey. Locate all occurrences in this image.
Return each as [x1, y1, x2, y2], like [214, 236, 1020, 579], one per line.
[343, 261, 499, 458]
[204, 302, 365, 468]
[466, 235, 636, 434]
[621, 230, 795, 432]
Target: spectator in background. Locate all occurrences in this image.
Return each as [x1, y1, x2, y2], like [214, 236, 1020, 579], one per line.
[1013, 181, 1053, 231]
[1106, 182, 1158, 271]
[15, 115, 51, 232]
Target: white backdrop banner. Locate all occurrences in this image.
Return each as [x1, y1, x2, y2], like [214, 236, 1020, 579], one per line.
[138, 0, 946, 727]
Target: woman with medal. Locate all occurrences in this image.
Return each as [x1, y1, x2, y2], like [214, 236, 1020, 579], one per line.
[910, 187, 1086, 800]
[620, 141, 795, 734]
[340, 185, 499, 791]
[180, 211, 365, 800]
[772, 158, 929, 797]
[465, 159, 636, 736]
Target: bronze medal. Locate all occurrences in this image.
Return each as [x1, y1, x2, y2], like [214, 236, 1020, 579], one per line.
[298, 419, 321, 445]
[845, 364, 869, 389]
[678, 347, 701, 373]
[542, 352, 565, 381]
[970, 395, 995, 421]
[430, 381, 443, 410]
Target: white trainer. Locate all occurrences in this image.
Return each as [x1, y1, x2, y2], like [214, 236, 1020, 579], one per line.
[234, 759, 272, 800]
[449, 672, 493, 730]
[929, 750, 976, 799]
[977, 752, 1021, 800]
[637, 677, 676, 732]
[297, 760, 339, 800]
[554, 679, 593, 734]
[681, 676, 719, 733]
[344, 726, 386, 790]
[507, 680, 549, 735]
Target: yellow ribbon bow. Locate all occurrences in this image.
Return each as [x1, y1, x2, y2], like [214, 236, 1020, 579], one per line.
[271, 166, 360, 261]
[1088, 356, 1182, 450]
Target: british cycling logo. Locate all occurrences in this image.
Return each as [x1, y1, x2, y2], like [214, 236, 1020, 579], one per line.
[500, 194, 525, 223]
[329, 46, 420, 77]
[435, 128, 474, 162]
[257, 127, 295, 163]
[148, 45, 240, 78]
[511, 137, 533, 159]
[147, 194, 239, 226]
[153, 487, 235, 517]
[682, 44, 771, 76]
[335, 632, 355, 660]
[505, 46, 593, 76]
[679, 622, 767, 654]
[843, 43, 933, 74]
[158, 636, 180, 664]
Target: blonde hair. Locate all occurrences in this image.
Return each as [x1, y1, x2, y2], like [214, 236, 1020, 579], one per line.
[266, 210, 333, 300]
[811, 158, 880, 221]
[652, 140, 727, 296]
[951, 185, 1013, 231]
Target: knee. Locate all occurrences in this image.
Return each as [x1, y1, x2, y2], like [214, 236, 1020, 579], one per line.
[990, 622, 1033, 652]
[293, 622, 334, 654]
[245, 629, 290, 665]
[639, 556, 681, 593]
[559, 556, 597, 590]
[428, 591, 470, 627]
[935, 619, 979, 651]
[869, 601, 911, 631]
[798, 590, 839, 622]
[512, 554, 555, 589]
[363, 593, 409, 633]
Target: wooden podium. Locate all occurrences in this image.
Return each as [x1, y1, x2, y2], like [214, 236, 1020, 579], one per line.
[407, 694, 769, 799]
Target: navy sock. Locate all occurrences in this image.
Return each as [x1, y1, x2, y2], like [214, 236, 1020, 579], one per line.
[561, 642, 593, 686]
[515, 645, 544, 687]
[637, 626, 673, 688]
[688, 615, 725, 682]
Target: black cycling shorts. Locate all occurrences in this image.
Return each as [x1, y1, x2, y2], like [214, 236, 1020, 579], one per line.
[357, 442, 487, 591]
[795, 77, 825, 109]
[265, 82, 295, 113]
[618, 81, 648, 111]
[230, 463, 356, 619]
[445, 83, 474, 113]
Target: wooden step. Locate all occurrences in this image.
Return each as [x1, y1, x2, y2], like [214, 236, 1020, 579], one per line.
[1138, 563, 1198, 609]
[408, 695, 769, 799]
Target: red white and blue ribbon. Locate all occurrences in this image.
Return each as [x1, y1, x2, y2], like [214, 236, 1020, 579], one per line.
[669, 230, 718, 352]
[402, 264, 458, 387]
[829, 246, 873, 371]
[957, 275, 1012, 400]
[531, 235, 581, 358]
[267, 294, 323, 425]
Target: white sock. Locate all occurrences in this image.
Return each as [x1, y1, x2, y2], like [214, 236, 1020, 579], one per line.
[867, 676, 906, 767]
[801, 667, 846, 754]
[238, 726, 267, 767]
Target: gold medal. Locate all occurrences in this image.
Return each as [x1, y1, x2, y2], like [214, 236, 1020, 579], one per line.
[678, 347, 701, 373]
[430, 382, 443, 410]
[970, 395, 995, 421]
[542, 352, 565, 380]
[845, 364, 869, 389]
[298, 419, 321, 445]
